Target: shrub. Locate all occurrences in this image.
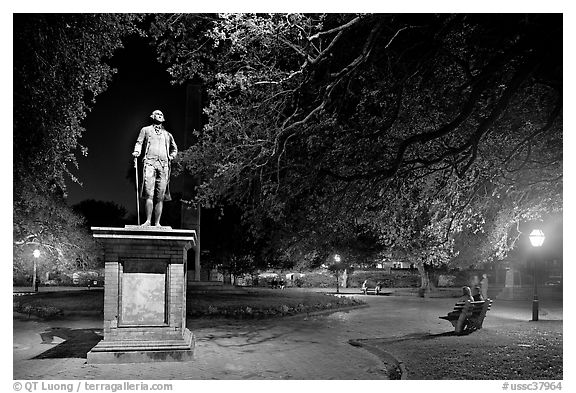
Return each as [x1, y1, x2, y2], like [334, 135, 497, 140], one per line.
[350, 270, 420, 288]
[297, 272, 336, 288]
[437, 274, 457, 287]
[13, 273, 31, 287]
[278, 305, 290, 314]
[186, 291, 365, 319]
[13, 301, 64, 319]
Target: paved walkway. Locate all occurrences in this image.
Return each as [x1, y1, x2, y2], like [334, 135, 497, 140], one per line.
[12, 294, 562, 380]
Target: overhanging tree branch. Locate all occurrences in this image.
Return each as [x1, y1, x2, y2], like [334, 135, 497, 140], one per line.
[323, 51, 543, 182]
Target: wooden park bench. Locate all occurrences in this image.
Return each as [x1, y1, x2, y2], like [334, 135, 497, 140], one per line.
[361, 284, 382, 295]
[439, 299, 492, 335]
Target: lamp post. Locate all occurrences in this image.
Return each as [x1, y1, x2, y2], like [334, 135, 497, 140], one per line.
[334, 254, 341, 294]
[528, 229, 545, 321]
[32, 249, 40, 293]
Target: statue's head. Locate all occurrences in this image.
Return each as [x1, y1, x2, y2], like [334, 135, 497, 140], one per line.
[150, 110, 165, 123]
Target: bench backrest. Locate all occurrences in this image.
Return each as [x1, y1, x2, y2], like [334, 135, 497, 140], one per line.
[453, 300, 492, 315]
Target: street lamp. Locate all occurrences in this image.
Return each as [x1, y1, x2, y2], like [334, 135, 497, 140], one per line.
[528, 229, 545, 321]
[334, 254, 341, 293]
[32, 249, 40, 293]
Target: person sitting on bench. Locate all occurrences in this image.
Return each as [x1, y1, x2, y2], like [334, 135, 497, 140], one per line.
[472, 286, 484, 301]
[459, 286, 474, 302]
[446, 286, 474, 319]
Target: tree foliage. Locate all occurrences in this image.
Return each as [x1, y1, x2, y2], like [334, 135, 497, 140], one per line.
[14, 13, 142, 189]
[13, 178, 102, 279]
[13, 14, 142, 275]
[152, 14, 562, 269]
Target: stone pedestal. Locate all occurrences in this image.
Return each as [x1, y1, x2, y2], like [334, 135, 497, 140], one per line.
[87, 226, 196, 364]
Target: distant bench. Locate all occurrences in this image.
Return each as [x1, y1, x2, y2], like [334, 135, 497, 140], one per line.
[439, 299, 492, 335]
[361, 285, 381, 295]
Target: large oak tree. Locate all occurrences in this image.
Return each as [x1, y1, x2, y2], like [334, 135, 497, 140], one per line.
[150, 14, 562, 286]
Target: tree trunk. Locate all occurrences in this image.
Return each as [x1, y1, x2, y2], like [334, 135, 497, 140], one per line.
[416, 263, 434, 297]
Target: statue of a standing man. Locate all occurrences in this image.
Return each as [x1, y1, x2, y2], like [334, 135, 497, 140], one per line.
[132, 110, 178, 227]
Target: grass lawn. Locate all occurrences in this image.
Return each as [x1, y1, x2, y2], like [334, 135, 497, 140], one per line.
[13, 290, 104, 317]
[186, 288, 365, 317]
[355, 320, 563, 380]
[13, 287, 365, 319]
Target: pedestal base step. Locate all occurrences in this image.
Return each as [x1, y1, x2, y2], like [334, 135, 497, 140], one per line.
[87, 330, 195, 364]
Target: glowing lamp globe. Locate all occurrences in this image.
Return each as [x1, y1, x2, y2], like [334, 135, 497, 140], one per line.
[528, 229, 545, 248]
[33, 249, 41, 258]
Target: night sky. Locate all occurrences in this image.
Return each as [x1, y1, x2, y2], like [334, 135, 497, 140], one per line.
[65, 38, 187, 213]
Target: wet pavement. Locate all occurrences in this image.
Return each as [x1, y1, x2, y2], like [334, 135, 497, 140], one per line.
[12, 293, 563, 380]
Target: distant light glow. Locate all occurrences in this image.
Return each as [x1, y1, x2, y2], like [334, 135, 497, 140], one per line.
[529, 229, 545, 248]
[334, 254, 341, 262]
[33, 249, 41, 258]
